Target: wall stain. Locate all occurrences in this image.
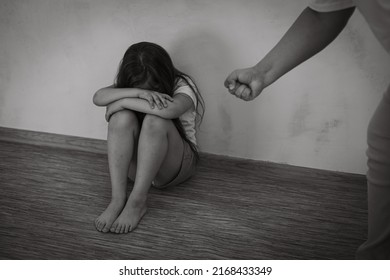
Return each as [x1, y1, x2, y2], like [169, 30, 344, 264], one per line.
[217, 104, 232, 152]
[219, 104, 232, 135]
[289, 93, 310, 137]
[344, 23, 387, 93]
[315, 119, 342, 152]
[345, 25, 366, 65]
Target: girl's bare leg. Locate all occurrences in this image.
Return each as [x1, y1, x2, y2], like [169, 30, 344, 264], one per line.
[110, 114, 184, 233]
[95, 110, 140, 232]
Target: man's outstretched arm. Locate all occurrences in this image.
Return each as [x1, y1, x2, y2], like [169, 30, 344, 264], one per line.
[225, 7, 355, 101]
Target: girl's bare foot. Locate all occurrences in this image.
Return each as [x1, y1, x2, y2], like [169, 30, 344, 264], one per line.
[95, 198, 126, 233]
[110, 196, 147, 233]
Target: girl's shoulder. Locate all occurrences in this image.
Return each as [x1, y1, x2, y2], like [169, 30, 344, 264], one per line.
[174, 75, 198, 96]
[174, 75, 198, 107]
[175, 75, 197, 91]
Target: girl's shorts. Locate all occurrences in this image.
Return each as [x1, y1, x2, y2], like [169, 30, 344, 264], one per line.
[152, 139, 197, 189]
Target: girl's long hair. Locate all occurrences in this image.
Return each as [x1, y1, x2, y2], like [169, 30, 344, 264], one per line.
[114, 42, 205, 160]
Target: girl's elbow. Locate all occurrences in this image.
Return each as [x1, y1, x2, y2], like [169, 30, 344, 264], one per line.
[93, 92, 104, 106]
[92, 95, 99, 105]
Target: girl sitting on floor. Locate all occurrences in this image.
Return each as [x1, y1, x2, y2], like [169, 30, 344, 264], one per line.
[93, 42, 204, 234]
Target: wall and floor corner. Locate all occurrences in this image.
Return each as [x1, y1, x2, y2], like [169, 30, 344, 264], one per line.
[1, 0, 389, 174]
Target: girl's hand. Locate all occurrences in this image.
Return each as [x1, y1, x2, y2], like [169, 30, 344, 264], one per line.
[105, 101, 124, 122]
[138, 90, 174, 109]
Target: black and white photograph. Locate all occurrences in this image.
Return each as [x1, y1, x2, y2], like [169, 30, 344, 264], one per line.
[0, 0, 389, 275]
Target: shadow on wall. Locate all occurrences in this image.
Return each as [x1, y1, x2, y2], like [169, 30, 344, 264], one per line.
[169, 28, 258, 156]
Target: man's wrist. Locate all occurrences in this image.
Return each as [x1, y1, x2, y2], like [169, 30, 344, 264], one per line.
[253, 62, 273, 89]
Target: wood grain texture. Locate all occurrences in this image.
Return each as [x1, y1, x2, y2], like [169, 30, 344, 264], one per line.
[0, 127, 367, 259]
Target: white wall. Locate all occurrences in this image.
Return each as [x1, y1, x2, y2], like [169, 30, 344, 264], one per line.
[1, 0, 389, 174]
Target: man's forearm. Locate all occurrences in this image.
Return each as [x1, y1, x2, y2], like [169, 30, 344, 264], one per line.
[256, 7, 355, 88]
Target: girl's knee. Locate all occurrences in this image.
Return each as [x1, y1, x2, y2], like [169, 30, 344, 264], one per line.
[109, 110, 138, 130]
[142, 114, 170, 133]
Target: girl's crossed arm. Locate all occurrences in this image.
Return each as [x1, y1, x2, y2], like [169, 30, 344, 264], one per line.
[93, 86, 173, 109]
[105, 92, 194, 122]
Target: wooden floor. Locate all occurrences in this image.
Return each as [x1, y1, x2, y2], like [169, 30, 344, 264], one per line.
[0, 127, 368, 259]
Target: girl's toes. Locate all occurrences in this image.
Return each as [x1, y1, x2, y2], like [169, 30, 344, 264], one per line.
[109, 223, 117, 233]
[98, 221, 105, 232]
[102, 224, 111, 233]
